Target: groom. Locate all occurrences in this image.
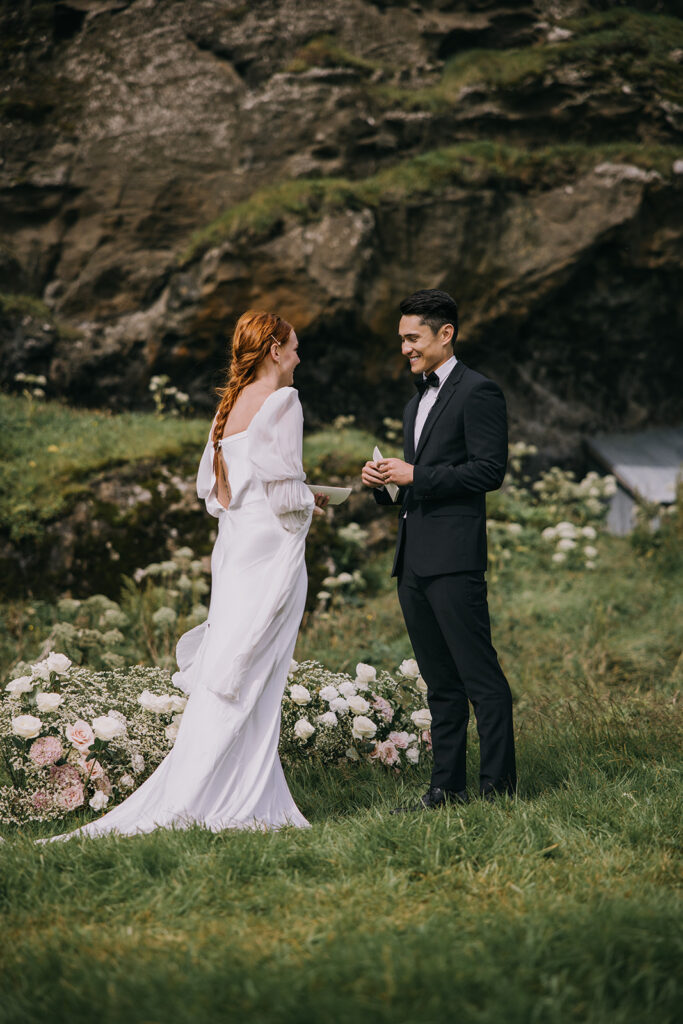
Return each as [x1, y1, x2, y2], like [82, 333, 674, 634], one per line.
[361, 288, 516, 808]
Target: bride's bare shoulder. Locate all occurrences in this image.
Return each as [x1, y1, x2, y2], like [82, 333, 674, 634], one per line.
[223, 384, 285, 436]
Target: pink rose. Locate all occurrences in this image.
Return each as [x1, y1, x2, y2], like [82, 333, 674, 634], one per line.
[371, 739, 400, 766]
[77, 754, 105, 780]
[55, 783, 84, 811]
[421, 729, 432, 751]
[66, 719, 94, 751]
[388, 731, 410, 749]
[371, 695, 394, 723]
[28, 736, 63, 766]
[94, 774, 112, 796]
[50, 764, 81, 787]
[31, 790, 53, 811]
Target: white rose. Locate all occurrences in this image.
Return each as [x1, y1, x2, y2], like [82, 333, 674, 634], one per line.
[585, 560, 596, 570]
[507, 522, 522, 534]
[338, 681, 357, 698]
[168, 695, 188, 713]
[89, 790, 109, 811]
[581, 526, 597, 539]
[289, 684, 312, 705]
[347, 695, 371, 715]
[411, 708, 432, 729]
[45, 651, 72, 675]
[106, 709, 127, 724]
[165, 720, 180, 742]
[555, 521, 577, 538]
[30, 661, 52, 682]
[336, 572, 353, 585]
[317, 711, 338, 728]
[583, 545, 598, 558]
[288, 659, 299, 678]
[294, 718, 315, 741]
[398, 659, 420, 679]
[541, 527, 557, 541]
[329, 697, 349, 715]
[319, 685, 339, 702]
[138, 689, 160, 712]
[351, 715, 377, 739]
[552, 552, 566, 563]
[406, 747, 420, 764]
[556, 538, 576, 551]
[119, 773, 135, 789]
[92, 715, 126, 741]
[5, 675, 34, 694]
[138, 690, 171, 713]
[36, 691, 63, 712]
[12, 714, 42, 739]
[416, 675, 428, 694]
[355, 663, 377, 685]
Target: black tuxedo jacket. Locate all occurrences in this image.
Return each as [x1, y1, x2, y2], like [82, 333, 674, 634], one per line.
[374, 361, 508, 576]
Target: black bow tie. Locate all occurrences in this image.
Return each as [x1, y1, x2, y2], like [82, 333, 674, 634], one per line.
[415, 371, 440, 397]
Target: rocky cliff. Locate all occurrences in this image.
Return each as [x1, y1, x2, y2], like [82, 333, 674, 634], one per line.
[1, 0, 682, 463]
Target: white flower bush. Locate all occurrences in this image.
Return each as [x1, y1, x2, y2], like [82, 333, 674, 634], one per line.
[0, 656, 188, 826]
[279, 660, 430, 770]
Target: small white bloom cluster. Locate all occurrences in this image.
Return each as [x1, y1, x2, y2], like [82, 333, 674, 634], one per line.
[281, 659, 429, 770]
[149, 374, 190, 418]
[382, 416, 403, 442]
[14, 371, 47, 400]
[332, 414, 356, 430]
[531, 468, 616, 520]
[541, 521, 600, 569]
[28, 548, 210, 675]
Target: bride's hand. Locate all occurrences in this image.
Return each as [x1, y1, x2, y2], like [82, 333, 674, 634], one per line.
[312, 493, 330, 517]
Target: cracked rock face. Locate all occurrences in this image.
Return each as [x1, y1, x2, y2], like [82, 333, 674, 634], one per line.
[1, 0, 682, 463]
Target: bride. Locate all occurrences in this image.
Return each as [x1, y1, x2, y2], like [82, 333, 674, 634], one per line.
[39, 310, 328, 842]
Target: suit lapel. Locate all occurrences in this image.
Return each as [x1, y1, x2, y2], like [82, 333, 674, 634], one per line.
[404, 393, 419, 462]
[414, 360, 466, 462]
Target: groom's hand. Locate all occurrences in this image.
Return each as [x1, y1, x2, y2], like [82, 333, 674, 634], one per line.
[378, 458, 414, 486]
[361, 460, 386, 488]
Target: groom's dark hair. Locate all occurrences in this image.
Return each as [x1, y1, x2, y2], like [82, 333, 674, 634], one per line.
[399, 289, 459, 345]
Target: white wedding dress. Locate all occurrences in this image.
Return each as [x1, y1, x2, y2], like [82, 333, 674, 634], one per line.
[39, 387, 316, 842]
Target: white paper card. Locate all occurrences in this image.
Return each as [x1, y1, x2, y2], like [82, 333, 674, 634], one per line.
[373, 446, 399, 502]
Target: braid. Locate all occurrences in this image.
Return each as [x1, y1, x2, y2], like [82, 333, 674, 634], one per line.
[211, 310, 291, 452]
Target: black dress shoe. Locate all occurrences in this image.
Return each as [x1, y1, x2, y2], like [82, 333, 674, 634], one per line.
[391, 786, 469, 814]
[480, 782, 516, 802]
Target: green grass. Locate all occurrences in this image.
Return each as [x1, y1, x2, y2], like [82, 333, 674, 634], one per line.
[0, 394, 393, 543]
[0, 393, 209, 542]
[284, 33, 381, 76]
[376, 8, 683, 111]
[0, 692, 680, 1023]
[179, 140, 682, 263]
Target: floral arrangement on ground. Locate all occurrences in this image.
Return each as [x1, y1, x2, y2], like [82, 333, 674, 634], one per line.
[0, 653, 430, 826]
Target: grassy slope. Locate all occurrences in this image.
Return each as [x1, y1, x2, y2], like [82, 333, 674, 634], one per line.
[0, 394, 389, 544]
[1, 524, 681, 1022]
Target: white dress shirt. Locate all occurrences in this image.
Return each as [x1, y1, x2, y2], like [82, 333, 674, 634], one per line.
[414, 354, 457, 449]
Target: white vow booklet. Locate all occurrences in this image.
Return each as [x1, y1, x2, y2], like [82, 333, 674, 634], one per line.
[373, 446, 399, 502]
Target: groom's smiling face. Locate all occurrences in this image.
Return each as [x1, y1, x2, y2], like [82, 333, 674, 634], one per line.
[399, 315, 454, 377]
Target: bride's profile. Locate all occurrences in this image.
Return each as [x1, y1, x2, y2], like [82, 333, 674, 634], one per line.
[39, 310, 328, 843]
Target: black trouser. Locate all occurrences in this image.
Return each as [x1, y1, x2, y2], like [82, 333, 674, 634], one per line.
[396, 524, 516, 795]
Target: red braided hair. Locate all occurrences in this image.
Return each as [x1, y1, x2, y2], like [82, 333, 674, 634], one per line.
[211, 309, 292, 452]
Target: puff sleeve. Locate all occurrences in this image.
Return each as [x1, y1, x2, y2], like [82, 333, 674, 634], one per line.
[248, 387, 315, 533]
[196, 416, 224, 519]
